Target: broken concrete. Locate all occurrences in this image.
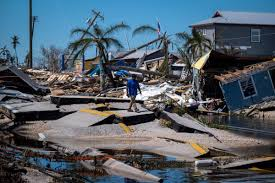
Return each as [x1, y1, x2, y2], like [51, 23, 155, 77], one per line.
[0, 102, 96, 121]
[51, 95, 144, 105]
[161, 111, 214, 135]
[0, 65, 49, 94]
[103, 158, 163, 182]
[110, 110, 155, 125]
[219, 157, 275, 169]
[47, 111, 115, 128]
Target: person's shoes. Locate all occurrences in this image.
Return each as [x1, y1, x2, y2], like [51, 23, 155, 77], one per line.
[134, 109, 140, 113]
[127, 108, 133, 112]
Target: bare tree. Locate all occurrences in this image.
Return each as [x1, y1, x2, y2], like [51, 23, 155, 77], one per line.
[40, 45, 63, 72]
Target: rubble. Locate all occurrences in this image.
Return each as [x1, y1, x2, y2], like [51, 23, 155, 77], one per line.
[0, 51, 274, 182]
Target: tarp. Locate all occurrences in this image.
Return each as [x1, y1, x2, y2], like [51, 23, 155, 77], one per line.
[191, 51, 211, 70]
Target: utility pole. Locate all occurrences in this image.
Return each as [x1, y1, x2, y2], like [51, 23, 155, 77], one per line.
[29, 0, 32, 68]
[62, 10, 103, 70]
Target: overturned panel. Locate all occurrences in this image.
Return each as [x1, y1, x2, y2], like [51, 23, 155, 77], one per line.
[161, 111, 213, 135]
[0, 65, 49, 94]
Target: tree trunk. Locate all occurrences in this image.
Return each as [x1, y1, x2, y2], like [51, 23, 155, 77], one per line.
[15, 48, 18, 66]
[99, 58, 105, 90]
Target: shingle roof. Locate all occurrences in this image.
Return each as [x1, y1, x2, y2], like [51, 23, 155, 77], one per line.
[191, 11, 275, 27]
[215, 59, 275, 84]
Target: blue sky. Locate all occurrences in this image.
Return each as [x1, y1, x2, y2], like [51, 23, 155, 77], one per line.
[1, 0, 275, 65]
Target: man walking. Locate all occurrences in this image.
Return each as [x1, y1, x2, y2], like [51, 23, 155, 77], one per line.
[127, 74, 142, 112]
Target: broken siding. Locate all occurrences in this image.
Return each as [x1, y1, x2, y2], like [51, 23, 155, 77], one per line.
[221, 70, 275, 111]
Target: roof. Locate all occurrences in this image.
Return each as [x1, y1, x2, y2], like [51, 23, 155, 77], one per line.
[191, 11, 275, 27]
[191, 50, 274, 71]
[0, 65, 49, 93]
[192, 51, 211, 70]
[215, 58, 275, 84]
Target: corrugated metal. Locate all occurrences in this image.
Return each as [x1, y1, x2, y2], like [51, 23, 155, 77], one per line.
[191, 11, 275, 27]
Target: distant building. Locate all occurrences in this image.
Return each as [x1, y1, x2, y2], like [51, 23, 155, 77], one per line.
[191, 11, 275, 57]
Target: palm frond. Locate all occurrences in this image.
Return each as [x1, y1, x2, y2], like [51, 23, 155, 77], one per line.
[175, 32, 190, 41]
[104, 22, 130, 36]
[132, 25, 157, 37]
[70, 28, 94, 38]
[68, 38, 94, 50]
[93, 25, 104, 37]
[102, 38, 124, 49]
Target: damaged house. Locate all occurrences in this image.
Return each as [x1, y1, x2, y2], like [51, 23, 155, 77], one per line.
[191, 50, 273, 102]
[215, 59, 275, 111]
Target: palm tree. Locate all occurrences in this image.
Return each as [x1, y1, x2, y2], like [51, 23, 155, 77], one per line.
[70, 22, 130, 90]
[176, 29, 212, 62]
[132, 24, 170, 75]
[177, 47, 193, 78]
[11, 35, 20, 66]
[0, 46, 12, 63]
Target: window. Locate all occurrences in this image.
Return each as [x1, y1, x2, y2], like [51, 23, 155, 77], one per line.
[239, 77, 257, 98]
[251, 29, 261, 42]
[202, 29, 207, 35]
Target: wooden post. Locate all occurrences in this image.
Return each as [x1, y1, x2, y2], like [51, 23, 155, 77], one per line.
[29, 0, 32, 68]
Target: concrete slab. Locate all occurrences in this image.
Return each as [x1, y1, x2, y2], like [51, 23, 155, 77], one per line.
[161, 111, 212, 134]
[103, 158, 162, 182]
[219, 157, 275, 169]
[50, 95, 144, 105]
[0, 102, 60, 121]
[45, 124, 125, 137]
[47, 111, 115, 128]
[109, 110, 155, 125]
[0, 102, 96, 121]
[108, 102, 145, 111]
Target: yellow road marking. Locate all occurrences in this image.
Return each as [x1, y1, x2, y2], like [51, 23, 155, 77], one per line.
[80, 109, 132, 134]
[80, 109, 112, 117]
[118, 123, 132, 133]
[249, 167, 275, 173]
[103, 111, 122, 118]
[190, 143, 207, 155]
[96, 103, 108, 108]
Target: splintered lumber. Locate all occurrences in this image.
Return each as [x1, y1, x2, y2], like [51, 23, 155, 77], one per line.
[103, 158, 163, 182]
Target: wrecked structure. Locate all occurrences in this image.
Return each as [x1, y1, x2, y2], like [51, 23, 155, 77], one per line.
[0, 65, 49, 95]
[215, 59, 275, 111]
[191, 50, 273, 102]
